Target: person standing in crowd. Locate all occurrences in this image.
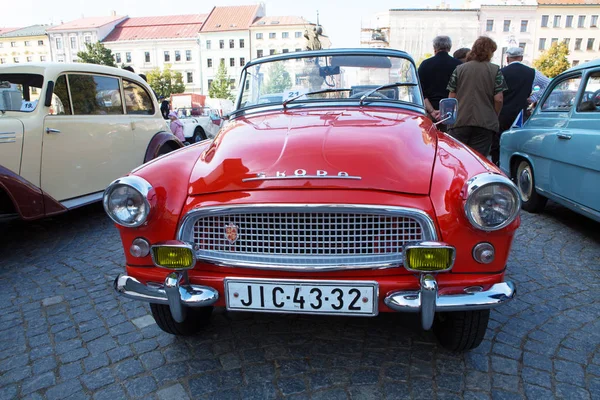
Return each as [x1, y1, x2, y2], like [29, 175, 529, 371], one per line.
[168, 111, 186, 144]
[453, 48, 470, 63]
[122, 66, 135, 73]
[418, 35, 462, 131]
[160, 97, 170, 119]
[490, 47, 551, 165]
[446, 36, 508, 157]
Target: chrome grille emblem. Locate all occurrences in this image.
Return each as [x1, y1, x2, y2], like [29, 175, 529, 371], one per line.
[225, 223, 239, 244]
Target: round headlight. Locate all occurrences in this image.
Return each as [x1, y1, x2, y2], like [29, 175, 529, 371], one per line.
[464, 173, 521, 231]
[103, 176, 152, 227]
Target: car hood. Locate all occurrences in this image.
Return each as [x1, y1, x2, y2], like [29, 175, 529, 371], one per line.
[189, 108, 437, 195]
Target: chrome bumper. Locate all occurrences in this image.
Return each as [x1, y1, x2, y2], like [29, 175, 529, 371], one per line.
[114, 273, 219, 323]
[384, 274, 516, 330]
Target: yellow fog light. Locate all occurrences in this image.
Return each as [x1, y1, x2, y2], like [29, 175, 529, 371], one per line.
[404, 242, 455, 273]
[151, 243, 195, 270]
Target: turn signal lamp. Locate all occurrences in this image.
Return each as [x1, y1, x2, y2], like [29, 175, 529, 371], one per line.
[151, 243, 195, 270]
[404, 242, 455, 273]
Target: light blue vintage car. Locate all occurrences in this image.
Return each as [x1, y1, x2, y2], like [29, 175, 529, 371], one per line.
[500, 59, 600, 222]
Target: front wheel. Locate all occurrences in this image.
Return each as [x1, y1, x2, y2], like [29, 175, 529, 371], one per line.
[515, 160, 547, 213]
[150, 304, 213, 336]
[193, 127, 207, 143]
[433, 310, 490, 351]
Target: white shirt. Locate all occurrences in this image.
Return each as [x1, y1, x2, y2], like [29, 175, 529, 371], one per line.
[508, 61, 551, 103]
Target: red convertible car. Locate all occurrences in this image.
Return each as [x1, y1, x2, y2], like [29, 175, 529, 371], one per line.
[105, 49, 520, 351]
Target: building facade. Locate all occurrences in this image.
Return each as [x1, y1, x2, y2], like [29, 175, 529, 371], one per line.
[534, 0, 600, 66]
[47, 14, 127, 63]
[102, 15, 207, 93]
[0, 25, 52, 65]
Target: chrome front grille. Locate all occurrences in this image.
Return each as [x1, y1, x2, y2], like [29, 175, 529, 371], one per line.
[178, 205, 436, 270]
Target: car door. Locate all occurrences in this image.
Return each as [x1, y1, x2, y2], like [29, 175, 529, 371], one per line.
[42, 73, 134, 202]
[550, 69, 600, 213]
[123, 79, 169, 162]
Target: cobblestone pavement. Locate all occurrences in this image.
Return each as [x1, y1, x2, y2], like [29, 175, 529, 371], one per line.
[0, 202, 599, 400]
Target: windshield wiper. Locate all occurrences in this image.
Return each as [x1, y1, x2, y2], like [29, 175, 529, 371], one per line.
[282, 88, 352, 108]
[359, 82, 418, 106]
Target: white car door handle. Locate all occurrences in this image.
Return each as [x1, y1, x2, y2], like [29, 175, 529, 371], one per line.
[557, 132, 572, 140]
[46, 128, 61, 134]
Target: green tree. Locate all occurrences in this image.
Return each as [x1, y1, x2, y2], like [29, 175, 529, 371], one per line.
[77, 42, 117, 67]
[262, 62, 292, 94]
[209, 60, 232, 99]
[146, 65, 186, 98]
[533, 42, 570, 78]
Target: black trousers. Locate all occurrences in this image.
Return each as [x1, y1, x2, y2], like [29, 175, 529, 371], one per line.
[491, 115, 519, 166]
[448, 126, 496, 158]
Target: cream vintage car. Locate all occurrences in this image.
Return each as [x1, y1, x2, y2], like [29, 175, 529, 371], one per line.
[0, 63, 183, 221]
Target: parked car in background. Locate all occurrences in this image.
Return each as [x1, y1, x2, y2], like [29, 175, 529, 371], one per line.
[167, 108, 223, 142]
[0, 63, 183, 221]
[500, 59, 600, 222]
[105, 48, 520, 351]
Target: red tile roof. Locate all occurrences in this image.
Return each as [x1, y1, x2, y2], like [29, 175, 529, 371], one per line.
[0, 27, 20, 35]
[200, 5, 261, 32]
[537, 0, 600, 3]
[47, 15, 126, 31]
[103, 15, 207, 42]
[251, 16, 313, 27]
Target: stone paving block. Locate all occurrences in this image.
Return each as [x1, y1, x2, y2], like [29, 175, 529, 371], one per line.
[21, 371, 56, 396]
[81, 367, 114, 391]
[131, 315, 155, 330]
[125, 375, 158, 398]
[156, 383, 190, 400]
[42, 296, 64, 307]
[45, 380, 83, 400]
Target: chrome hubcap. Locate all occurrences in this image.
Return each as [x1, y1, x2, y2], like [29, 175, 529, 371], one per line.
[518, 168, 532, 201]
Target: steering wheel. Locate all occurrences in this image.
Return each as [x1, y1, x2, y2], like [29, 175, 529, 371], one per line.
[593, 89, 600, 106]
[350, 91, 390, 100]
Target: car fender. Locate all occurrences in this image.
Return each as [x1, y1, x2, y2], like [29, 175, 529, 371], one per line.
[507, 151, 536, 179]
[144, 131, 184, 163]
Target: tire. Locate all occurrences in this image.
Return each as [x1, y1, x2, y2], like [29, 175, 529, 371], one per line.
[193, 127, 207, 143]
[433, 310, 490, 351]
[514, 160, 547, 213]
[156, 143, 177, 157]
[150, 304, 213, 336]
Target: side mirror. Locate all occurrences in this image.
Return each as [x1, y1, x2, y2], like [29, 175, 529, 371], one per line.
[437, 98, 458, 126]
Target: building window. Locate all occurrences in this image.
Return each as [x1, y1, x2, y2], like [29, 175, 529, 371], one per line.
[503, 20, 510, 32]
[219, 40, 224, 49]
[553, 15, 561, 27]
[295, 48, 302, 52]
[240, 57, 245, 66]
[229, 79, 236, 89]
[257, 49, 263, 58]
[144, 52, 150, 62]
[519, 42, 526, 52]
[13, 57, 19, 63]
[486, 20, 494, 31]
[566, 15, 573, 27]
[541, 15, 549, 27]
[587, 38, 595, 50]
[26, 56, 32, 62]
[578, 15, 585, 28]
[84, 36, 91, 44]
[116, 53, 121, 63]
[206, 40, 211, 49]
[24, 41, 31, 46]
[10, 41, 16, 47]
[208, 79, 213, 89]
[70, 37, 77, 49]
[230, 57, 235, 67]
[269, 49, 276, 55]
[539, 38, 546, 50]
[295, 32, 302, 38]
[229, 39, 235, 49]
[592, 15, 598, 27]
[239, 39, 245, 48]
[256, 33, 263, 40]
[56, 38, 62, 49]
[186, 50, 191, 61]
[40, 55, 46, 62]
[575, 38, 582, 50]
[282, 49, 289, 53]
[37, 40, 44, 46]
[164, 51, 170, 62]
[173, 50, 179, 62]
[187, 72, 193, 83]
[207, 58, 213, 68]
[57, 56, 64, 62]
[269, 32, 276, 39]
[124, 52, 130, 63]
[551, 38, 558, 47]
[282, 32, 289, 39]
[564, 38, 571, 48]
[572, 60, 579, 66]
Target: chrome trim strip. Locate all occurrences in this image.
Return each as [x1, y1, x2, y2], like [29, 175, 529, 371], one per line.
[177, 204, 438, 271]
[242, 175, 362, 182]
[0, 132, 16, 144]
[0, 139, 16, 144]
[224, 277, 379, 317]
[61, 191, 103, 209]
[384, 279, 516, 330]
[536, 186, 600, 222]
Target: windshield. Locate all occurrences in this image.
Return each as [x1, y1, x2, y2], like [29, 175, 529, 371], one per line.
[0, 73, 44, 112]
[238, 53, 422, 110]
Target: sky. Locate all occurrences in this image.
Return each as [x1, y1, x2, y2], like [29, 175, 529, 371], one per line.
[0, 0, 481, 48]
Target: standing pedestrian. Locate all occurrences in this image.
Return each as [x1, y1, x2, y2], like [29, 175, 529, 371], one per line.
[168, 111, 187, 144]
[446, 36, 508, 158]
[490, 47, 551, 165]
[453, 48, 470, 63]
[160, 97, 170, 119]
[418, 35, 462, 131]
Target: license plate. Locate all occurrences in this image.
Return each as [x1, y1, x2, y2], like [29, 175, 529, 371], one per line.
[224, 278, 378, 316]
